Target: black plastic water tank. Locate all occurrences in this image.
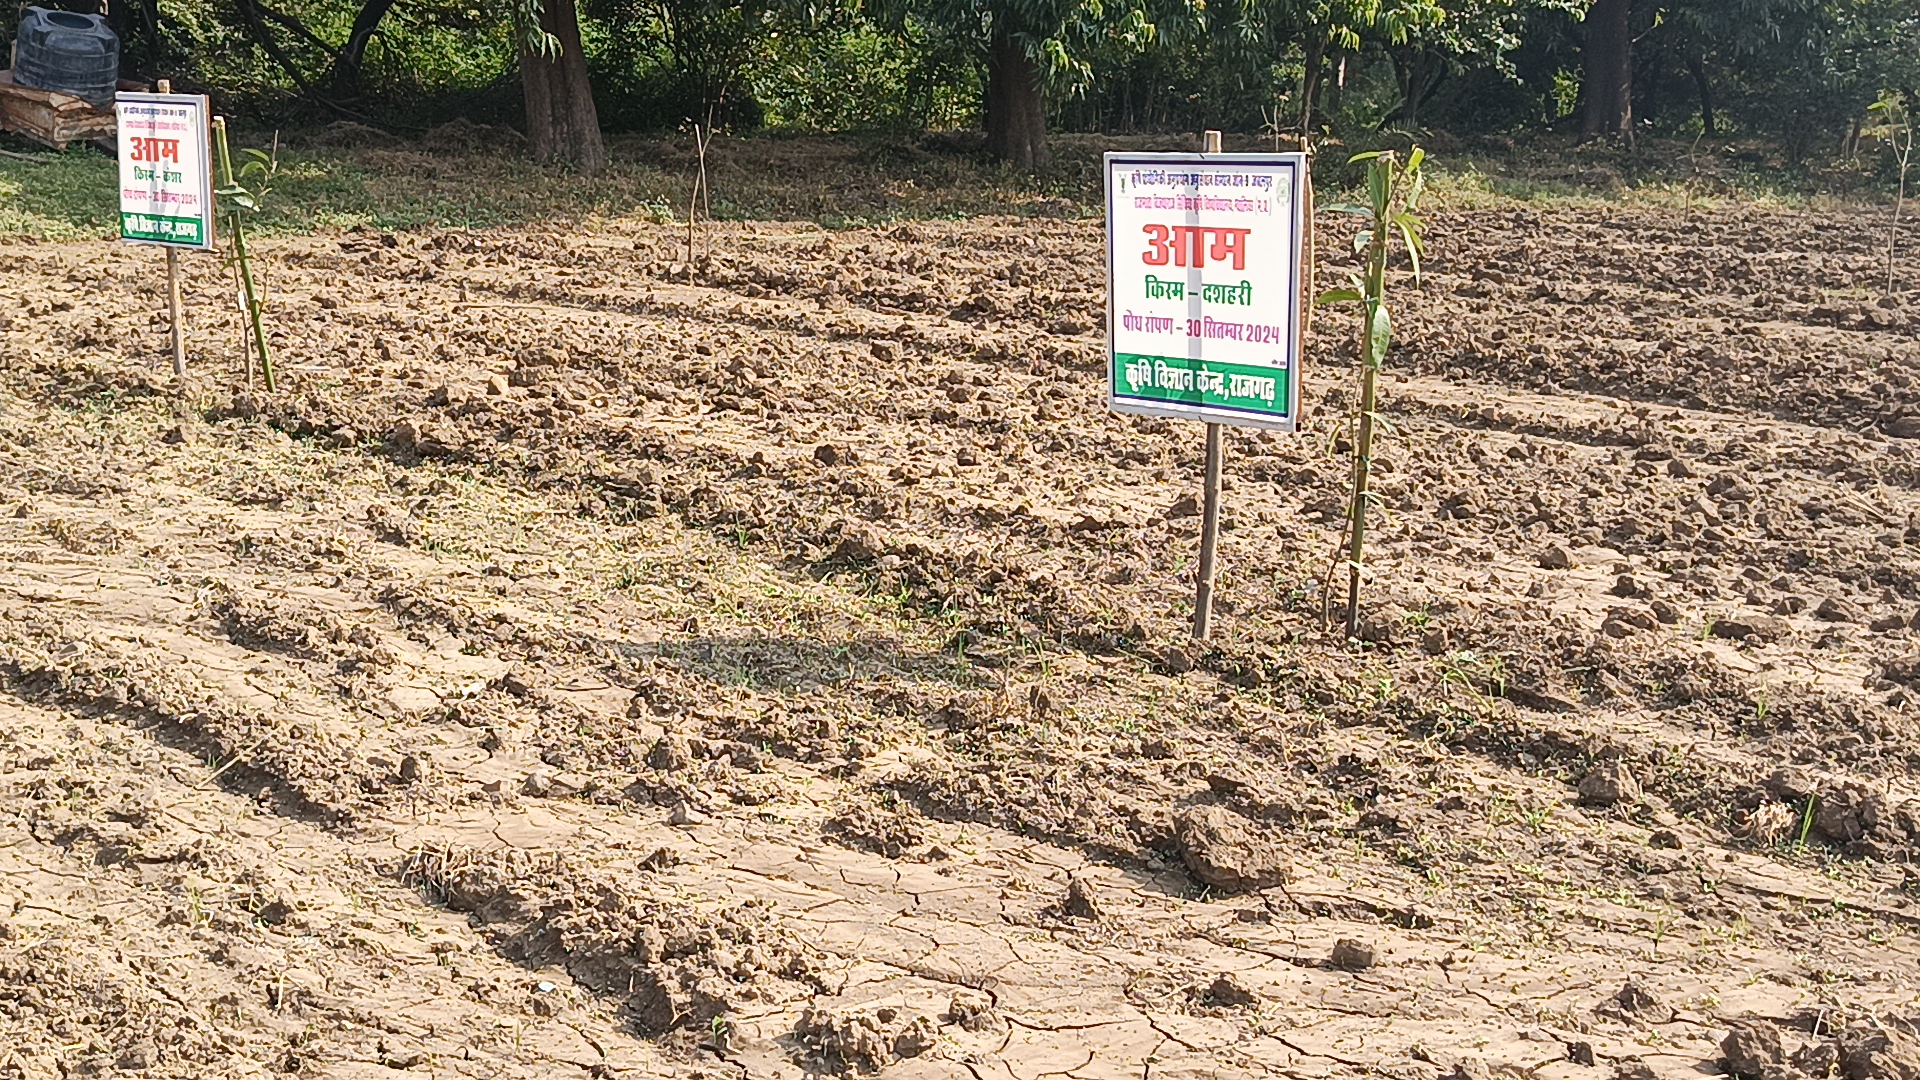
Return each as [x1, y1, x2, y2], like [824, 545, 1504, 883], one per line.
[12, 7, 119, 107]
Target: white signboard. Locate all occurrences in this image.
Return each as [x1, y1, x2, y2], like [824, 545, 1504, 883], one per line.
[115, 92, 214, 249]
[1105, 152, 1307, 430]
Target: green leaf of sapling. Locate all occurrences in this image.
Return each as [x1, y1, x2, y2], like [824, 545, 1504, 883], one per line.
[1367, 302, 1392, 361]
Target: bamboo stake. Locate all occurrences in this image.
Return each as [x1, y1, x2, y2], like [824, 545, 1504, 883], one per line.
[232, 253, 252, 389]
[1343, 357, 1379, 640]
[1192, 128, 1225, 641]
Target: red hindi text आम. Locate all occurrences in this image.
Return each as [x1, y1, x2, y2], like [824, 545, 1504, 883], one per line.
[127, 137, 183, 164]
[1141, 225, 1251, 270]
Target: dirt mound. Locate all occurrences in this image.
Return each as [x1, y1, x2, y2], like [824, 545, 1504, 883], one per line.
[302, 119, 401, 149]
[420, 117, 525, 155]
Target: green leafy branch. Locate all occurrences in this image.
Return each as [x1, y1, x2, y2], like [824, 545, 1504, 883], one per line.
[513, 0, 562, 58]
[217, 146, 279, 211]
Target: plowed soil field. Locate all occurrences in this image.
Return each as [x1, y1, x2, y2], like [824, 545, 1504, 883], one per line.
[3, 179, 1920, 1080]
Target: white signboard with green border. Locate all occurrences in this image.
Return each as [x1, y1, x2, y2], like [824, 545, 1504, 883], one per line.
[114, 92, 214, 249]
[1105, 152, 1306, 431]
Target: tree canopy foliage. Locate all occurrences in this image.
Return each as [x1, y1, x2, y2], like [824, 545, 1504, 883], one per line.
[62, 0, 1920, 170]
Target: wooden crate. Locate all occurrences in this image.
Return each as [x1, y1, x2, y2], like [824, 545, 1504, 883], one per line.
[0, 69, 116, 150]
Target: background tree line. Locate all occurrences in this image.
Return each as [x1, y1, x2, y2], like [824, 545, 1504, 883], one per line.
[64, 0, 1920, 173]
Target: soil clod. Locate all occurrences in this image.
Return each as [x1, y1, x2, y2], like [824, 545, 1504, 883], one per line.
[1176, 805, 1290, 893]
[1577, 761, 1642, 807]
[1203, 972, 1261, 1007]
[1722, 1020, 1788, 1080]
[1063, 875, 1102, 920]
[1329, 938, 1376, 971]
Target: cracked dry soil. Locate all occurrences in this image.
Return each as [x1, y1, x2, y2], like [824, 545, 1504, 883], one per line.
[2, 191, 1920, 1079]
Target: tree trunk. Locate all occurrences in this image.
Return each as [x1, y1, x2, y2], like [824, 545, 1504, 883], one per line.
[107, 0, 163, 68]
[521, 0, 605, 174]
[1580, 0, 1632, 137]
[1299, 37, 1325, 135]
[1391, 50, 1412, 122]
[1415, 55, 1445, 122]
[1687, 55, 1715, 135]
[984, 26, 1046, 169]
[328, 0, 400, 97]
[985, 24, 1048, 170]
[1388, 48, 1441, 125]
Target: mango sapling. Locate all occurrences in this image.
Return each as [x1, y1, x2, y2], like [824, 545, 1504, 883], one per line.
[1317, 147, 1426, 640]
[212, 120, 279, 393]
[1868, 91, 1914, 300]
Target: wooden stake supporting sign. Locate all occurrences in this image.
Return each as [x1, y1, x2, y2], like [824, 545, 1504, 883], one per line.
[157, 83, 186, 381]
[1193, 130, 1225, 639]
[115, 78, 214, 383]
[164, 246, 183, 377]
[1194, 404, 1224, 636]
[1104, 131, 1310, 641]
